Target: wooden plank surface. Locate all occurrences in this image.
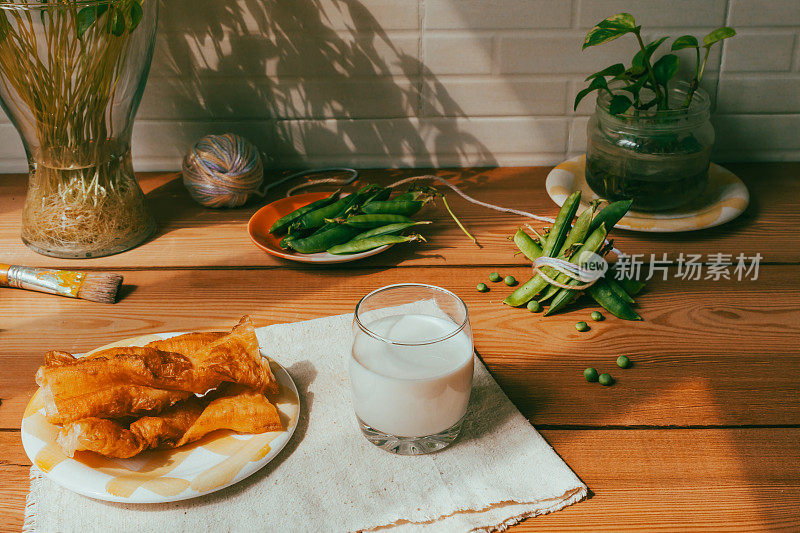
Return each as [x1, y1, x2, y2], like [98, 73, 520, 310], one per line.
[2, 266, 798, 430]
[1, 164, 798, 269]
[2, 428, 799, 532]
[1, 164, 798, 531]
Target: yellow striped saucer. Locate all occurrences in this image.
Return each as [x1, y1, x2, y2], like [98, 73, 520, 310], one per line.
[545, 155, 749, 233]
[21, 333, 300, 504]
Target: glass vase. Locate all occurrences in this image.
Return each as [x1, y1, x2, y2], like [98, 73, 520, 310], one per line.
[0, 0, 158, 258]
[586, 81, 715, 212]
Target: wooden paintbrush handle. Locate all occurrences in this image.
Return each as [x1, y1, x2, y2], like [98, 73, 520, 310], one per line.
[0, 263, 10, 286]
[0, 263, 85, 298]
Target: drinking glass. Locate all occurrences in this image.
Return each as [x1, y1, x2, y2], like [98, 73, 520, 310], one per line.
[350, 283, 474, 455]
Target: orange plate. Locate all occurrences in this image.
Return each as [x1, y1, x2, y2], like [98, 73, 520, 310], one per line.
[247, 192, 391, 264]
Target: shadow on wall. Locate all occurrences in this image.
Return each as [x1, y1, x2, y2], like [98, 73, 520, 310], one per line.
[154, 0, 497, 169]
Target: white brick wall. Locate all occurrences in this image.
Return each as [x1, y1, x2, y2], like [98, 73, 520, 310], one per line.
[0, 0, 798, 171]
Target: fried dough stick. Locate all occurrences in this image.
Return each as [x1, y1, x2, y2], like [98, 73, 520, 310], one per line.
[36, 317, 278, 424]
[57, 386, 283, 458]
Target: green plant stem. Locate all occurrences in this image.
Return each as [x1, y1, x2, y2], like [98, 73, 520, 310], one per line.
[633, 29, 665, 108]
[442, 195, 478, 247]
[682, 46, 709, 108]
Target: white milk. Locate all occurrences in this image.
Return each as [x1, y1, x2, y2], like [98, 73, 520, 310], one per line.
[350, 313, 474, 437]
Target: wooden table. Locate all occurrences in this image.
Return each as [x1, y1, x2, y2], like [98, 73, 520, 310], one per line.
[2, 165, 799, 531]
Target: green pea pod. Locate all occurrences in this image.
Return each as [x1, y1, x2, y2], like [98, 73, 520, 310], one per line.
[292, 184, 380, 231]
[605, 276, 635, 304]
[352, 221, 431, 241]
[362, 186, 391, 204]
[587, 279, 642, 321]
[542, 191, 581, 256]
[504, 205, 594, 307]
[540, 225, 608, 315]
[289, 224, 360, 254]
[588, 199, 633, 234]
[536, 207, 597, 302]
[328, 233, 425, 255]
[618, 277, 646, 296]
[269, 190, 340, 234]
[361, 200, 424, 216]
[513, 229, 542, 262]
[279, 234, 296, 249]
[339, 214, 414, 228]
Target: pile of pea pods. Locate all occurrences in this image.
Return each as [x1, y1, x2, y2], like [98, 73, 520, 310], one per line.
[269, 184, 435, 255]
[501, 191, 645, 320]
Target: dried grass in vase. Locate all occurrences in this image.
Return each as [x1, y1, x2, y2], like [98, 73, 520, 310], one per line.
[0, 0, 158, 258]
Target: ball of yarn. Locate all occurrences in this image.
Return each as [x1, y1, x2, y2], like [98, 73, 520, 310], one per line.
[181, 133, 264, 208]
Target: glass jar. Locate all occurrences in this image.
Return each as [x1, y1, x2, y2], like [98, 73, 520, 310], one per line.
[586, 81, 715, 212]
[0, 0, 158, 258]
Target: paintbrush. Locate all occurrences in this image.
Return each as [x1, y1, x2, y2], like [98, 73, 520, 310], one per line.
[0, 263, 123, 304]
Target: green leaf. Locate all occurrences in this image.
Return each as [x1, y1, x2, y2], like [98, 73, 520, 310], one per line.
[574, 76, 609, 111]
[703, 26, 736, 47]
[76, 7, 96, 38]
[585, 63, 625, 81]
[76, 3, 108, 39]
[608, 94, 633, 115]
[107, 7, 125, 36]
[671, 35, 699, 50]
[129, 1, 143, 31]
[619, 75, 647, 98]
[653, 54, 679, 85]
[583, 27, 629, 49]
[631, 36, 669, 72]
[597, 13, 636, 31]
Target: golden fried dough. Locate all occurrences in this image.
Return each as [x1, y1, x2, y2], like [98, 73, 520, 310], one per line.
[36, 317, 278, 424]
[57, 386, 283, 458]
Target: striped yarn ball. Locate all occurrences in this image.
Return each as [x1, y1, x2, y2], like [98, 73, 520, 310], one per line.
[181, 133, 264, 208]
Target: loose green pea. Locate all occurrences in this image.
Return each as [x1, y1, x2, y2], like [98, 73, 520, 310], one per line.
[504, 275, 517, 286]
[477, 283, 489, 293]
[591, 311, 604, 322]
[527, 300, 542, 313]
[575, 321, 590, 332]
[616, 355, 631, 369]
[584, 367, 599, 382]
[489, 272, 502, 282]
[598, 373, 614, 386]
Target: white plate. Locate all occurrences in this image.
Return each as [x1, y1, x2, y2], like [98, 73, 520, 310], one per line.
[545, 155, 750, 233]
[21, 332, 300, 504]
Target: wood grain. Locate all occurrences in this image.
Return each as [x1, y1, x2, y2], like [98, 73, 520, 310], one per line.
[3, 428, 799, 532]
[0, 164, 797, 269]
[3, 266, 799, 429]
[2, 164, 798, 532]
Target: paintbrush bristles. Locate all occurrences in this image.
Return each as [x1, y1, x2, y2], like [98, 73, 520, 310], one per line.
[77, 273, 124, 304]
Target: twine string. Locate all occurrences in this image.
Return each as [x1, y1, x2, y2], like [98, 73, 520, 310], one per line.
[531, 256, 603, 290]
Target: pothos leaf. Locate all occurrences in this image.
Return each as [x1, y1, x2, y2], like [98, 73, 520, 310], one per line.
[671, 35, 699, 50]
[573, 76, 609, 111]
[583, 14, 637, 50]
[129, 1, 143, 31]
[608, 94, 633, 115]
[583, 27, 630, 49]
[107, 7, 125, 36]
[596, 13, 636, 31]
[619, 75, 647, 98]
[703, 26, 736, 47]
[653, 54, 679, 85]
[631, 36, 668, 72]
[76, 3, 109, 39]
[585, 63, 625, 81]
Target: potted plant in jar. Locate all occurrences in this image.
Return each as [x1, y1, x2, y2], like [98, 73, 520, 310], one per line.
[574, 13, 735, 212]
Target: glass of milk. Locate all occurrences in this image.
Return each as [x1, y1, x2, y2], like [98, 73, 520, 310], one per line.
[349, 283, 474, 454]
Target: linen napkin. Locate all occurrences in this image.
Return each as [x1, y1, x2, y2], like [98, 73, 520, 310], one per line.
[24, 302, 587, 532]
